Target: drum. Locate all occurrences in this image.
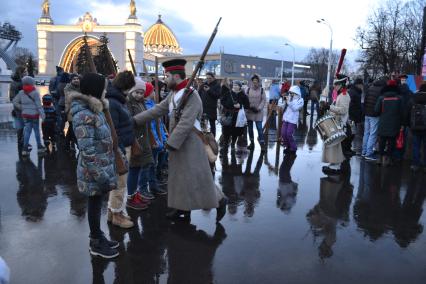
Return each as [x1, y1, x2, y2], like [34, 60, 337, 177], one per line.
[314, 114, 346, 146]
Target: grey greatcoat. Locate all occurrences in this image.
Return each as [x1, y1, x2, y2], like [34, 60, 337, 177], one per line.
[322, 93, 351, 164]
[133, 88, 219, 211]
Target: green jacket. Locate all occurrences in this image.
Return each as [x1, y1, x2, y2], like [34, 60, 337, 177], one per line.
[126, 95, 154, 168]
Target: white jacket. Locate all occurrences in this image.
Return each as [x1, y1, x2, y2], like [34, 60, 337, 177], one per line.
[278, 95, 304, 124]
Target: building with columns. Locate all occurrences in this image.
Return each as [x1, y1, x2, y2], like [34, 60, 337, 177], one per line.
[36, 0, 144, 76]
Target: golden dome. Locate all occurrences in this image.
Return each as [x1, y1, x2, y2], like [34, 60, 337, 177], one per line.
[144, 15, 182, 55]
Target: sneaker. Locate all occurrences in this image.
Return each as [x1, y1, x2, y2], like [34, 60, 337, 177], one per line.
[89, 238, 119, 259]
[126, 194, 149, 210]
[111, 212, 134, 229]
[151, 187, 167, 196]
[21, 149, 30, 156]
[364, 155, 377, 162]
[37, 146, 46, 154]
[28, 144, 33, 151]
[139, 190, 155, 200]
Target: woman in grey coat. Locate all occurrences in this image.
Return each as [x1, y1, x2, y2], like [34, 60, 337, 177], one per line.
[245, 74, 266, 150]
[133, 59, 226, 222]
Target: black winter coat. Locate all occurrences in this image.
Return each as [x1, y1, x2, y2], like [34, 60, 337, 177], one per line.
[106, 84, 135, 148]
[364, 79, 386, 117]
[399, 84, 414, 126]
[375, 86, 402, 137]
[220, 86, 250, 126]
[405, 91, 426, 134]
[198, 79, 221, 120]
[348, 85, 363, 123]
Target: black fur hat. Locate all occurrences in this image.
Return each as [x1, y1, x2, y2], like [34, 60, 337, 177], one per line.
[80, 73, 106, 99]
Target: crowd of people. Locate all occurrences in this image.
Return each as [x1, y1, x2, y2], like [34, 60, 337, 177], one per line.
[8, 56, 426, 260]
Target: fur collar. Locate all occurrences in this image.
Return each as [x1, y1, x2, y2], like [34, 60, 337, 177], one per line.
[69, 91, 109, 113]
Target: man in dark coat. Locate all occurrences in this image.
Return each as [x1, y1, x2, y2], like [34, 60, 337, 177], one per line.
[394, 74, 414, 161]
[197, 72, 220, 137]
[362, 77, 387, 161]
[348, 78, 364, 155]
[405, 83, 426, 171]
[374, 80, 402, 166]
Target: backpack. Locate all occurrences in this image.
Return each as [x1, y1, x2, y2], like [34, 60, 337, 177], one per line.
[410, 103, 426, 131]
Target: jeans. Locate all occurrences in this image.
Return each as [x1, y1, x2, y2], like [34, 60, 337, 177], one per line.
[88, 195, 103, 239]
[127, 163, 157, 196]
[362, 116, 379, 156]
[23, 118, 42, 149]
[412, 131, 426, 166]
[281, 121, 297, 151]
[310, 100, 319, 118]
[247, 120, 264, 143]
[156, 149, 168, 174]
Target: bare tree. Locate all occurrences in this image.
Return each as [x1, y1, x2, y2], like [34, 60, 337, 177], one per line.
[303, 48, 341, 86]
[356, 0, 426, 77]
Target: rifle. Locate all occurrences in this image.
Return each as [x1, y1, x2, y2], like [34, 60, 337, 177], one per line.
[176, 17, 222, 121]
[127, 49, 137, 75]
[83, 34, 128, 175]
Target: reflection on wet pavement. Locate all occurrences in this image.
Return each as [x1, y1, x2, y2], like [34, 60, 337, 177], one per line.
[1, 117, 426, 283]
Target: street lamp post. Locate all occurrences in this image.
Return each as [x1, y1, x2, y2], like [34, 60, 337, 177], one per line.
[285, 43, 295, 85]
[274, 51, 284, 84]
[317, 18, 333, 99]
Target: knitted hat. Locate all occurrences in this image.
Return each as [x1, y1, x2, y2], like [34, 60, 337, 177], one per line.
[22, 76, 35, 86]
[145, 82, 154, 98]
[129, 77, 146, 94]
[80, 73, 106, 99]
[42, 94, 53, 103]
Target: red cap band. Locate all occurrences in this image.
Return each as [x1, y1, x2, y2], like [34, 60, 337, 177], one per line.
[165, 66, 185, 72]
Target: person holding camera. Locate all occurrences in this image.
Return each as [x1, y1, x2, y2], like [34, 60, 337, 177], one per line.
[198, 72, 221, 137]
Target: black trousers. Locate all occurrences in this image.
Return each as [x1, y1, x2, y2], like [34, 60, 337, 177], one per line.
[88, 195, 103, 239]
[379, 136, 396, 156]
[209, 118, 216, 137]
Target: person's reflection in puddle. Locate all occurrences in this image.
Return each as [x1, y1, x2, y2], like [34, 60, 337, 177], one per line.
[16, 156, 47, 222]
[306, 118, 318, 151]
[241, 150, 264, 217]
[394, 174, 426, 247]
[277, 153, 298, 213]
[42, 150, 58, 197]
[306, 161, 353, 260]
[220, 150, 244, 216]
[354, 162, 425, 247]
[167, 222, 227, 284]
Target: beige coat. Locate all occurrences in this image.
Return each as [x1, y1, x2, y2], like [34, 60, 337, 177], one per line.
[322, 93, 351, 164]
[133, 89, 219, 210]
[245, 87, 266, 121]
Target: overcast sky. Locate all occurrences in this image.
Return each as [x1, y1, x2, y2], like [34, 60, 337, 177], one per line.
[0, 0, 382, 68]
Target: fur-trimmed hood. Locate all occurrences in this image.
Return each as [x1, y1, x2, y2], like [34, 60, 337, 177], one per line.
[69, 91, 109, 114]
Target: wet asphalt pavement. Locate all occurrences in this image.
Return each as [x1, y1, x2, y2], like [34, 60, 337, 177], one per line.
[1, 115, 426, 284]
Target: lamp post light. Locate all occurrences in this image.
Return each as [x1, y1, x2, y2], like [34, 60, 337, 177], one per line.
[284, 43, 295, 85]
[316, 18, 333, 97]
[274, 51, 284, 84]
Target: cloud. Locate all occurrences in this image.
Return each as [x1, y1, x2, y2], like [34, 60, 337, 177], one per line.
[0, 0, 371, 71]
